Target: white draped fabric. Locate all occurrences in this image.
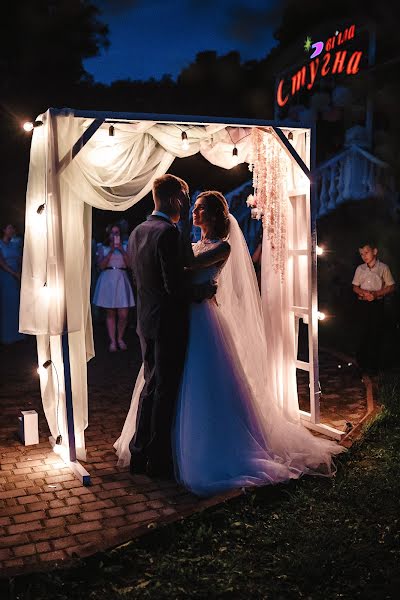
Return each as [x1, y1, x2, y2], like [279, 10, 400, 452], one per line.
[261, 130, 310, 422]
[20, 109, 309, 460]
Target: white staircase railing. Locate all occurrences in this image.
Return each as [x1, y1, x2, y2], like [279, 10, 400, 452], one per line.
[315, 144, 395, 217]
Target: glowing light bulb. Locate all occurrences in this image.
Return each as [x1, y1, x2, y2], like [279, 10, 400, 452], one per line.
[52, 441, 70, 462]
[23, 120, 43, 132]
[316, 245, 324, 256]
[181, 131, 189, 151]
[37, 359, 52, 377]
[40, 283, 58, 303]
[317, 311, 326, 321]
[29, 204, 47, 236]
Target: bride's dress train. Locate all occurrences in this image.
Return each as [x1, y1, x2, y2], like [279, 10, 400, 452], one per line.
[115, 216, 344, 496]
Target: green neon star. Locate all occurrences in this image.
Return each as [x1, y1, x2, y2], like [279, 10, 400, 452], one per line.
[304, 36, 312, 52]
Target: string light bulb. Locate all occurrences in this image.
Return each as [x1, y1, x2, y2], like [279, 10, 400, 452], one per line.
[108, 124, 117, 146]
[317, 311, 326, 321]
[181, 131, 189, 151]
[37, 359, 51, 376]
[40, 281, 57, 301]
[232, 146, 239, 165]
[316, 245, 324, 256]
[37, 360, 63, 445]
[23, 120, 43, 132]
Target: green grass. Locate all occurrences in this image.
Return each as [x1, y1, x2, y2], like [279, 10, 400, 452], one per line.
[2, 373, 400, 600]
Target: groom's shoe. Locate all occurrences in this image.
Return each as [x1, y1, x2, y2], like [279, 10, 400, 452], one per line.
[129, 455, 147, 475]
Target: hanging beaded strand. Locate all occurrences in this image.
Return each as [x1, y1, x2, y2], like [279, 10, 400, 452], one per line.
[250, 128, 289, 280]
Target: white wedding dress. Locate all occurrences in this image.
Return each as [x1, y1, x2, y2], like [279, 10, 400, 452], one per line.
[114, 216, 344, 496]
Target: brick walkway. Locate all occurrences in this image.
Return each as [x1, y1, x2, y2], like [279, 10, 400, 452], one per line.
[0, 327, 370, 576]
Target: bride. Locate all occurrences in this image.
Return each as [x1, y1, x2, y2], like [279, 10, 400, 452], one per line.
[115, 191, 344, 497]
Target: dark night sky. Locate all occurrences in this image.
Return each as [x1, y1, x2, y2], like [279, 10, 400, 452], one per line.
[85, 0, 282, 83]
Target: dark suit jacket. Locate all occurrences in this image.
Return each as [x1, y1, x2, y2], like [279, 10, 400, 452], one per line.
[128, 215, 188, 339]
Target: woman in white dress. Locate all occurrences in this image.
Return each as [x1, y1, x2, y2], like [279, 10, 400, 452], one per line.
[93, 223, 135, 352]
[115, 192, 344, 496]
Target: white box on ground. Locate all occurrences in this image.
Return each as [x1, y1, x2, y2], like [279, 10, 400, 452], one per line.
[18, 410, 39, 445]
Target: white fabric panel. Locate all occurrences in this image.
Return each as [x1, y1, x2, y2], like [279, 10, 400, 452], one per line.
[260, 137, 301, 422]
[260, 131, 311, 421]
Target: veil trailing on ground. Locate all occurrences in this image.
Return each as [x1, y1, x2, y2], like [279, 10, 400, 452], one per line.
[114, 363, 144, 466]
[114, 214, 344, 474]
[218, 216, 344, 474]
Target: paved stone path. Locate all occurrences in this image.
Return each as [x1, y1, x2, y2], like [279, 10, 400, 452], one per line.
[0, 328, 369, 576]
[297, 349, 368, 431]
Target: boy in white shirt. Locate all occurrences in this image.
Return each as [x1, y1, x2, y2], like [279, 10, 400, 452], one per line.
[352, 242, 395, 374]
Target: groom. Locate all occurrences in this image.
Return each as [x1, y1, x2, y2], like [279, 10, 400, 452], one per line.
[127, 174, 214, 478]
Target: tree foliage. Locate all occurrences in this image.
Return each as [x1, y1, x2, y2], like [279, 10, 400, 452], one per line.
[1, 0, 399, 227]
[0, 0, 108, 115]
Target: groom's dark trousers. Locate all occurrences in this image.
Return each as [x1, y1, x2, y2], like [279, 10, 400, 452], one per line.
[128, 215, 189, 474]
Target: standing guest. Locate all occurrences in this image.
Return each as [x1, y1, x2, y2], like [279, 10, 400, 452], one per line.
[93, 223, 135, 352]
[352, 241, 395, 374]
[0, 224, 25, 344]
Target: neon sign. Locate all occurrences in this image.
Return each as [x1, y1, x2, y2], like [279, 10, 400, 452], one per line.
[276, 24, 363, 108]
[310, 42, 324, 59]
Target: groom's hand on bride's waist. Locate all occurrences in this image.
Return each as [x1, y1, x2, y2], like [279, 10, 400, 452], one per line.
[191, 283, 217, 303]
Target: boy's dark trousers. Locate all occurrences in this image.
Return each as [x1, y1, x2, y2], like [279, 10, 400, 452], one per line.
[356, 299, 384, 373]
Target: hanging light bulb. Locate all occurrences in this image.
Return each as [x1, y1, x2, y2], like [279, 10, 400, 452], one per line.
[23, 120, 43, 132]
[40, 282, 59, 302]
[232, 146, 239, 166]
[90, 125, 119, 165]
[107, 124, 117, 146]
[37, 360, 52, 376]
[181, 130, 189, 151]
[316, 245, 324, 256]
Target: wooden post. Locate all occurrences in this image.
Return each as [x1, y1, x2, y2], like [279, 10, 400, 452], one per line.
[309, 122, 321, 424]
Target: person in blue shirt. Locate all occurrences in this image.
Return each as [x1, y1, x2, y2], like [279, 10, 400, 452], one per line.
[0, 224, 25, 344]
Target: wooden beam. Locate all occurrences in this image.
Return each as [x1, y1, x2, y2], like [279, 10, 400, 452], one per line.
[271, 126, 311, 179]
[56, 118, 104, 175]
